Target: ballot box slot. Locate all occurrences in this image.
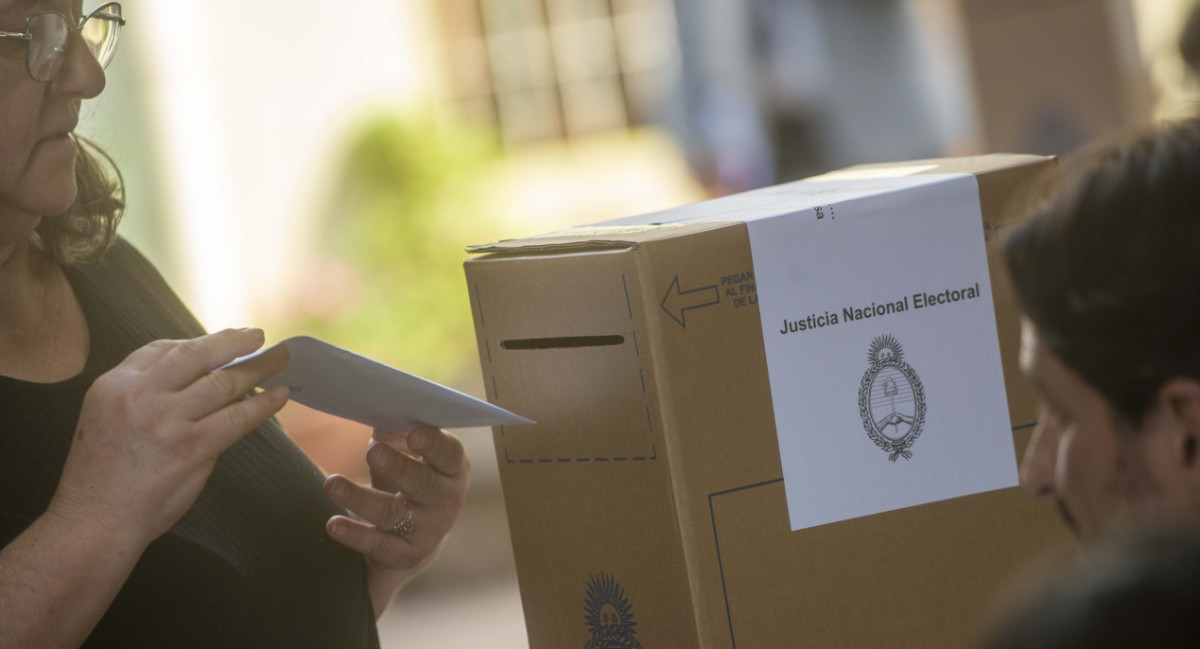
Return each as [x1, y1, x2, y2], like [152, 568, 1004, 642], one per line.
[500, 335, 624, 350]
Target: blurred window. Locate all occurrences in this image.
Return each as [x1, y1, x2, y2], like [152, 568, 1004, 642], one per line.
[435, 0, 677, 146]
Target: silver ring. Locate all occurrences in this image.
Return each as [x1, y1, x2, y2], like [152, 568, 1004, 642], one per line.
[389, 507, 415, 536]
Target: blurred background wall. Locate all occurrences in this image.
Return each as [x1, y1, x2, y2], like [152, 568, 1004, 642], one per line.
[78, 0, 1200, 646]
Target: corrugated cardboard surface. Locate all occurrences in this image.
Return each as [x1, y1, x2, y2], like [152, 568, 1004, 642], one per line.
[466, 155, 1069, 648]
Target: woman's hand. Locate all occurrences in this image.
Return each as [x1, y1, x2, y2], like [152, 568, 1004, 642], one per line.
[47, 328, 291, 549]
[323, 426, 471, 617]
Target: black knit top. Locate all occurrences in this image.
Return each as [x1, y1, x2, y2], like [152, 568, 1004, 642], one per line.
[0, 240, 380, 648]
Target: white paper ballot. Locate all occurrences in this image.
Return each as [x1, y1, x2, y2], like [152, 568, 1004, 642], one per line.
[226, 336, 533, 432]
[742, 174, 1019, 530]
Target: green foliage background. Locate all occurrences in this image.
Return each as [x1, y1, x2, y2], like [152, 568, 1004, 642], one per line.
[277, 114, 502, 385]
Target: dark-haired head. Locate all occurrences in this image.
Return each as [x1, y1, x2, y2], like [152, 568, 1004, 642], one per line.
[1008, 116, 1200, 540]
[1007, 117, 1200, 425]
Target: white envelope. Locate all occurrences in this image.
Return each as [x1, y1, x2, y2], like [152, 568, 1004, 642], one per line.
[226, 336, 533, 432]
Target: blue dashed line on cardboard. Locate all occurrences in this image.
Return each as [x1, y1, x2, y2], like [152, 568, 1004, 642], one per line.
[622, 274, 633, 319]
[497, 274, 659, 465]
[474, 284, 485, 327]
[502, 454, 657, 464]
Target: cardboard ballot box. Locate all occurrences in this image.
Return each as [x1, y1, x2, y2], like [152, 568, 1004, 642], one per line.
[464, 155, 1070, 648]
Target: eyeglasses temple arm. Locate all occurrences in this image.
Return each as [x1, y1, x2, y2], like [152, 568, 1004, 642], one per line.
[90, 12, 125, 25]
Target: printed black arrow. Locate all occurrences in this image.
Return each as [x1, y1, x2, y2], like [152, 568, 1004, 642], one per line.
[660, 275, 719, 328]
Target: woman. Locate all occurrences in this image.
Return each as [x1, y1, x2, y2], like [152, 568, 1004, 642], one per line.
[0, 2, 469, 646]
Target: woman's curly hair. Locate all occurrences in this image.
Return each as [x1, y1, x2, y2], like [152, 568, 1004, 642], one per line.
[31, 135, 124, 265]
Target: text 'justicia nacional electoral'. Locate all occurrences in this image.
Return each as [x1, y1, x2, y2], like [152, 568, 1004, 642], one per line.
[779, 282, 983, 335]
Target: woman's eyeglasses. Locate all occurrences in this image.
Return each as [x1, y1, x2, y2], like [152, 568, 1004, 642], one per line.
[0, 3, 124, 83]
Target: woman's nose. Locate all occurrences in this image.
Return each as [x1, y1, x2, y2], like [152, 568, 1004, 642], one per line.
[1020, 412, 1059, 498]
[50, 28, 106, 99]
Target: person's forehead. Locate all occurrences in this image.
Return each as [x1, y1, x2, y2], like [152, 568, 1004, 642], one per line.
[1, 0, 84, 24]
[1019, 319, 1112, 412]
[1019, 319, 1041, 375]
[1, 0, 42, 12]
[0, 0, 44, 19]
[1019, 320, 1068, 397]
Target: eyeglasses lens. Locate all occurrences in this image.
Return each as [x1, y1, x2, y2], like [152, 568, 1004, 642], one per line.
[24, 4, 122, 83]
[26, 13, 68, 82]
[82, 3, 122, 68]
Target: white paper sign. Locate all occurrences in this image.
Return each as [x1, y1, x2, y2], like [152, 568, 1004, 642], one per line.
[226, 336, 534, 433]
[593, 172, 1020, 529]
[741, 174, 1018, 530]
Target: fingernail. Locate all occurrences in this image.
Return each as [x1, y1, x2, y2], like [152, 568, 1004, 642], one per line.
[242, 327, 265, 340]
[330, 521, 346, 536]
[268, 385, 290, 401]
[408, 432, 426, 452]
[372, 445, 395, 469]
[330, 478, 350, 498]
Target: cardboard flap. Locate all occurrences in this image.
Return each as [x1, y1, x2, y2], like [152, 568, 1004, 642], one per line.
[467, 222, 738, 255]
[827, 153, 1053, 177]
[468, 155, 1053, 258]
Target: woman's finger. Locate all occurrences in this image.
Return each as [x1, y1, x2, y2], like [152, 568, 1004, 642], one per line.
[149, 328, 267, 391]
[403, 428, 469, 477]
[324, 475, 421, 535]
[325, 515, 426, 572]
[369, 427, 414, 455]
[176, 345, 290, 419]
[192, 384, 290, 455]
[365, 442, 453, 504]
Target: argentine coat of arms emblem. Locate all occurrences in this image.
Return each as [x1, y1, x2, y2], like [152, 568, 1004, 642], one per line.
[583, 573, 644, 649]
[858, 334, 926, 461]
